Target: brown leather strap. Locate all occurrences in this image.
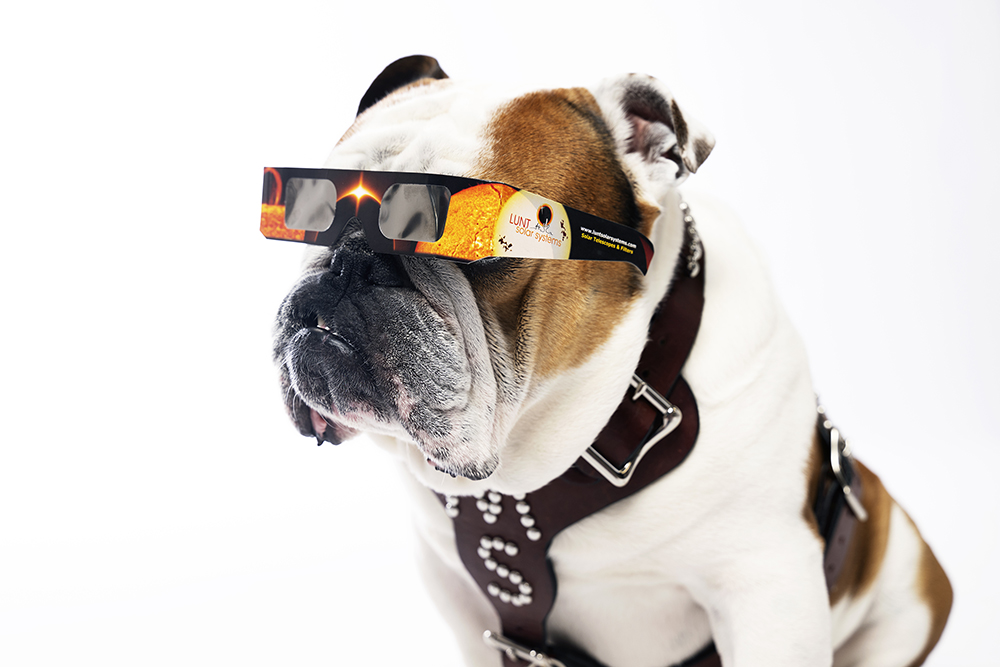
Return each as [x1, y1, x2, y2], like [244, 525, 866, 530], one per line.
[814, 412, 865, 591]
[575, 226, 705, 479]
[824, 479, 863, 589]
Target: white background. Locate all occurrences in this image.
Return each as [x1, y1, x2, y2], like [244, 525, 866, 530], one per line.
[2, 1, 997, 665]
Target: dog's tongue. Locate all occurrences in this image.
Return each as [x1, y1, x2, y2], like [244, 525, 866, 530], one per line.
[311, 409, 330, 443]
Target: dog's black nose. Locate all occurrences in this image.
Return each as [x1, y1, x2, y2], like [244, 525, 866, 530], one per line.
[326, 235, 409, 289]
[278, 232, 415, 346]
[283, 237, 414, 337]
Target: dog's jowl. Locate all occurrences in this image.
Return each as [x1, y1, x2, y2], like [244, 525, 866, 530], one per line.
[269, 56, 951, 667]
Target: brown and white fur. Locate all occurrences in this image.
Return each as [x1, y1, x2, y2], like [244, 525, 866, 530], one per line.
[272, 57, 951, 667]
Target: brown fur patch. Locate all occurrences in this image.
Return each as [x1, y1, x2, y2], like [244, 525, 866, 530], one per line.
[803, 434, 892, 605]
[906, 520, 953, 666]
[635, 199, 660, 239]
[479, 88, 643, 231]
[470, 88, 649, 379]
[805, 437, 952, 662]
[828, 460, 892, 604]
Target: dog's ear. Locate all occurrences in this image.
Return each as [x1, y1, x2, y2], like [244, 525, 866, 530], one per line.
[592, 75, 714, 190]
[357, 55, 449, 116]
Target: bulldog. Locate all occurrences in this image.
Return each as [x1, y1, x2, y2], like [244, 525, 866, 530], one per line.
[270, 56, 952, 667]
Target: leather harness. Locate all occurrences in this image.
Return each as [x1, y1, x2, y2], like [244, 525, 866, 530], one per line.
[436, 203, 867, 667]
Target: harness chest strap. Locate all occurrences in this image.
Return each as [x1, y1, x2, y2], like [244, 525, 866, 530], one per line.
[436, 204, 865, 667]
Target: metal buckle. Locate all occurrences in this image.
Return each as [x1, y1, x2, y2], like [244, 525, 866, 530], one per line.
[483, 631, 567, 667]
[827, 426, 869, 522]
[818, 406, 868, 522]
[581, 373, 682, 488]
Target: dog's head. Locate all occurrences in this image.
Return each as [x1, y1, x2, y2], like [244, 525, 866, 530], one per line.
[272, 56, 713, 495]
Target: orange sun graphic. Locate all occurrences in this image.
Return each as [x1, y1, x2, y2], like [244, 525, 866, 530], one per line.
[415, 183, 516, 261]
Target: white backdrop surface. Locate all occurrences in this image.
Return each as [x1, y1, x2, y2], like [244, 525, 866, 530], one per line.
[2, 1, 997, 665]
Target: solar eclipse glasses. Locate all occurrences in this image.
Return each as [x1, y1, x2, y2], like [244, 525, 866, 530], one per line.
[260, 168, 654, 274]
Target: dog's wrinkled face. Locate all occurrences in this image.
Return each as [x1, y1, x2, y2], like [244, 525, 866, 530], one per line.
[272, 61, 712, 493]
[275, 231, 505, 480]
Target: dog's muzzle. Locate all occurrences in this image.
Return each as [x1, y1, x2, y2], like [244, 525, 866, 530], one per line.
[272, 229, 496, 478]
[275, 237, 404, 443]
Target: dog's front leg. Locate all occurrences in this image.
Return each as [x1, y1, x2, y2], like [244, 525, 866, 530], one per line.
[402, 472, 502, 667]
[696, 534, 833, 667]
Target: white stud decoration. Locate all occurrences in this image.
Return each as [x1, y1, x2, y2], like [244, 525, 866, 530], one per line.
[442, 496, 461, 518]
[470, 491, 540, 607]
